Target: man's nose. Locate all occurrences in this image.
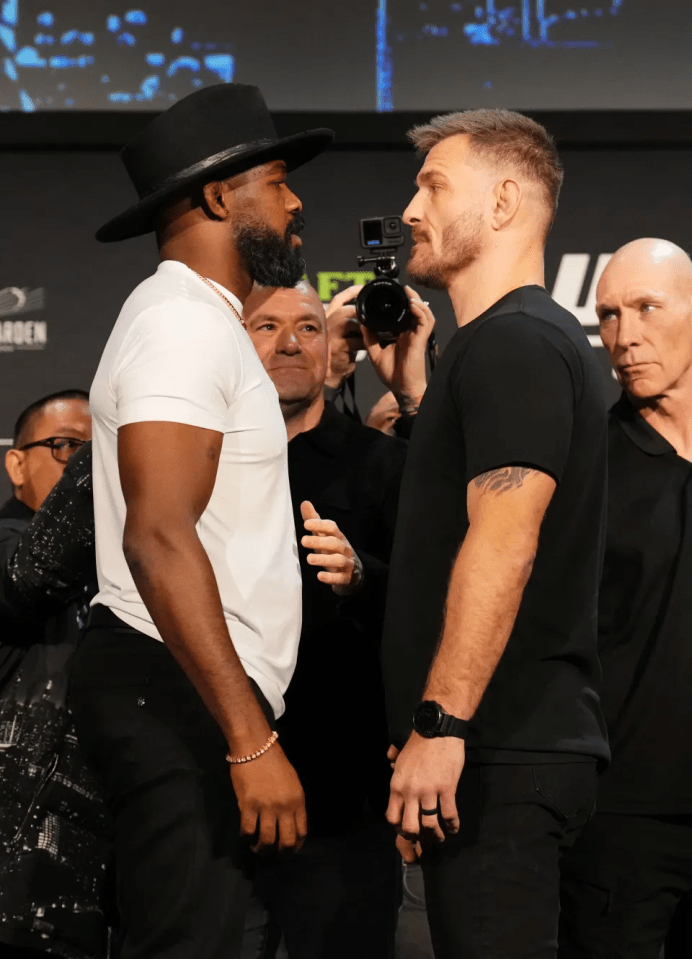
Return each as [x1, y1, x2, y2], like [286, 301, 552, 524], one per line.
[277, 330, 301, 354]
[615, 311, 642, 350]
[403, 194, 421, 227]
[286, 187, 302, 214]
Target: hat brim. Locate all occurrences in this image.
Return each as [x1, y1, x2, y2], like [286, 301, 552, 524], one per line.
[96, 128, 334, 243]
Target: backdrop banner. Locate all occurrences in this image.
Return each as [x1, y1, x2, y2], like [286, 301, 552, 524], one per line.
[0, 146, 689, 495]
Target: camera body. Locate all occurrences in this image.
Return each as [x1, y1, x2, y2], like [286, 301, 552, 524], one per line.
[355, 216, 415, 344]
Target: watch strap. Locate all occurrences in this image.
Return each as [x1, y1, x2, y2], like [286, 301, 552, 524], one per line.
[439, 712, 468, 739]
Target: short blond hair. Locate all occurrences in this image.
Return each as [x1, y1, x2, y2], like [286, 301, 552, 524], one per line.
[409, 109, 563, 234]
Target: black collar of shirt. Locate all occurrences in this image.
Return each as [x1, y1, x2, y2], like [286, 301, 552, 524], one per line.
[0, 497, 35, 521]
[613, 392, 676, 457]
[289, 401, 357, 456]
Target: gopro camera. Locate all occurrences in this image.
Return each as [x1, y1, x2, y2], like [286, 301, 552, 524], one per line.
[355, 216, 415, 343]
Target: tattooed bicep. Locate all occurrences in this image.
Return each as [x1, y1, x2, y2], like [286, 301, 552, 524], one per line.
[472, 466, 535, 494]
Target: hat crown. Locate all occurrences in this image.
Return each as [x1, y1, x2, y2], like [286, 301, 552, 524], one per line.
[122, 83, 278, 199]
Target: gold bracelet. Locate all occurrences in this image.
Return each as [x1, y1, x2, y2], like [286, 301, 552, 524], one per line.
[226, 730, 279, 765]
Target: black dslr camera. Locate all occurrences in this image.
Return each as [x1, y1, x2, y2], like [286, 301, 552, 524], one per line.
[355, 216, 416, 343]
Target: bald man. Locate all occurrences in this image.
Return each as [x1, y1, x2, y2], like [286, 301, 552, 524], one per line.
[243, 281, 414, 959]
[559, 239, 692, 959]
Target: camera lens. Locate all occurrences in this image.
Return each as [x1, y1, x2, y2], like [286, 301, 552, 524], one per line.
[356, 277, 414, 342]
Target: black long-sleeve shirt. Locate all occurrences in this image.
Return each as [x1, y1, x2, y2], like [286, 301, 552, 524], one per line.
[281, 402, 407, 833]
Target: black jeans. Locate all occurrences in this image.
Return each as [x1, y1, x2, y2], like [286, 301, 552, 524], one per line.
[70, 608, 273, 959]
[559, 812, 692, 959]
[421, 762, 597, 959]
[249, 817, 402, 959]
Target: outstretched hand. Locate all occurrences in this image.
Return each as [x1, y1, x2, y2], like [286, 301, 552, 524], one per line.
[300, 501, 364, 596]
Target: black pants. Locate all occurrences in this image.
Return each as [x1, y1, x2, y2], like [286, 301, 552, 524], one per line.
[420, 762, 597, 959]
[666, 893, 692, 959]
[251, 818, 401, 959]
[70, 609, 273, 959]
[0, 947, 53, 959]
[559, 812, 692, 959]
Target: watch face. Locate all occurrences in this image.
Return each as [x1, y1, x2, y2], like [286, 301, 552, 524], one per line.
[414, 700, 442, 737]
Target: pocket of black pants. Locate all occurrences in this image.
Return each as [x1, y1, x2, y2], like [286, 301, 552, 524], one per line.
[69, 674, 152, 780]
[532, 764, 597, 823]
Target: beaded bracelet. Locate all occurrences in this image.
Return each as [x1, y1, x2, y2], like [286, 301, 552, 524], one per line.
[226, 730, 279, 765]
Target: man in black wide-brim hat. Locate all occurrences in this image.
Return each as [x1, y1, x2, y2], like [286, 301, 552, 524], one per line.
[69, 83, 333, 959]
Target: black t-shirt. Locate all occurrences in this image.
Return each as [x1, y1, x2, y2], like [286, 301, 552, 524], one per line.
[596, 396, 692, 813]
[382, 285, 610, 765]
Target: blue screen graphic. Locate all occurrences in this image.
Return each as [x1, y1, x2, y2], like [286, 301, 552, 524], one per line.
[381, 0, 690, 110]
[1, 1, 234, 110]
[0, 0, 688, 112]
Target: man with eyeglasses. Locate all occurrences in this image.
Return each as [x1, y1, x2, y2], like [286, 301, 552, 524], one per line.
[4, 389, 91, 511]
[0, 389, 112, 959]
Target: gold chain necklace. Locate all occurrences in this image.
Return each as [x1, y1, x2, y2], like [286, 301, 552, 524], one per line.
[193, 272, 247, 329]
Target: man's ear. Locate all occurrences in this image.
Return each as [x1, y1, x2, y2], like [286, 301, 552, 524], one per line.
[5, 448, 25, 489]
[201, 179, 233, 222]
[490, 178, 522, 231]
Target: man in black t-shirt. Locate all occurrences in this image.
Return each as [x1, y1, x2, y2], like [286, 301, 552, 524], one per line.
[382, 110, 609, 959]
[559, 239, 692, 959]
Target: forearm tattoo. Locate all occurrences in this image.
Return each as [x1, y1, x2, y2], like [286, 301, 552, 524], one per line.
[473, 466, 533, 493]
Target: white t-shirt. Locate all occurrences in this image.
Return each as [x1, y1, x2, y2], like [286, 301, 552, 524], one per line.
[89, 259, 302, 719]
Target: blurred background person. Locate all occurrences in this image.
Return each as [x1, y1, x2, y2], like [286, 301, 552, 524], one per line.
[0, 391, 113, 959]
[559, 239, 692, 959]
[242, 279, 433, 959]
[366, 391, 401, 436]
[3, 391, 90, 516]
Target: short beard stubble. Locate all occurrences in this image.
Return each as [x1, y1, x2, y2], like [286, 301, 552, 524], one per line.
[235, 213, 306, 288]
[406, 209, 484, 290]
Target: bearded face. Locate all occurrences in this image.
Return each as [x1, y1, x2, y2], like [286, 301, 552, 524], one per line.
[234, 212, 306, 289]
[406, 206, 484, 291]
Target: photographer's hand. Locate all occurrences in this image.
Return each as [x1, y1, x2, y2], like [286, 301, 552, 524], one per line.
[325, 285, 365, 391]
[362, 288, 435, 414]
[300, 501, 364, 596]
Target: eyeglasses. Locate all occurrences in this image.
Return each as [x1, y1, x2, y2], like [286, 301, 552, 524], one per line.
[19, 436, 87, 464]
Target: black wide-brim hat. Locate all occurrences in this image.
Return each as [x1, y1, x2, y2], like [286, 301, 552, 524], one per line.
[96, 83, 334, 243]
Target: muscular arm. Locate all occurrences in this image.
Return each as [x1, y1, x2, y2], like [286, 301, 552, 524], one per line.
[118, 421, 271, 755]
[387, 315, 579, 853]
[424, 465, 557, 718]
[387, 463, 556, 848]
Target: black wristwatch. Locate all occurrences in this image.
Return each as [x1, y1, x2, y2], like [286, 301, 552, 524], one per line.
[412, 700, 468, 740]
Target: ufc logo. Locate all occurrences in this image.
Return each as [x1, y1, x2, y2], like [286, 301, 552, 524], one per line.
[551, 254, 612, 347]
